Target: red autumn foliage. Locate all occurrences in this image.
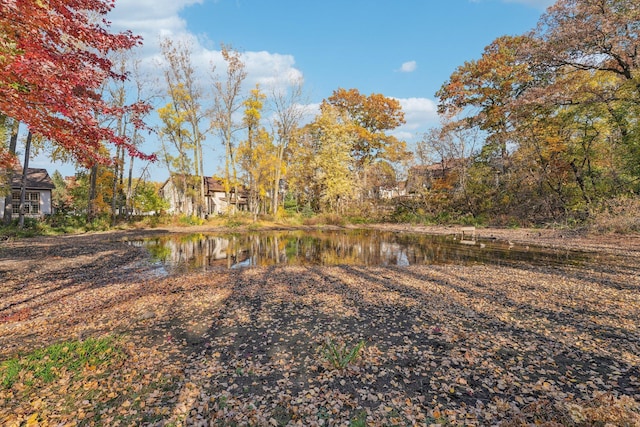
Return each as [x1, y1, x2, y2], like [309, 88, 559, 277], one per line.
[0, 0, 155, 167]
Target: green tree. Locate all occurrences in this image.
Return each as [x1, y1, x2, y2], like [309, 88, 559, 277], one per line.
[51, 170, 71, 214]
[132, 181, 168, 215]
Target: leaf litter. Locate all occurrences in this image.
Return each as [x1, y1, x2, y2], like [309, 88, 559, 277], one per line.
[0, 231, 639, 425]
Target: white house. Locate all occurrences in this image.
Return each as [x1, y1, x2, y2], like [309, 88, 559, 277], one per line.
[0, 168, 55, 219]
[159, 175, 247, 216]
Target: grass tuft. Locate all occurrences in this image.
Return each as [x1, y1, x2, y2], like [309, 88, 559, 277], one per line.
[321, 338, 365, 369]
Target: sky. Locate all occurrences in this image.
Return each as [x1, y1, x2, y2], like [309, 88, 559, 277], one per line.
[32, 0, 555, 181]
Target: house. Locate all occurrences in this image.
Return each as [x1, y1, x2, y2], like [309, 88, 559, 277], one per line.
[379, 181, 407, 199]
[0, 168, 55, 219]
[160, 175, 247, 216]
[203, 176, 248, 215]
[406, 159, 467, 195]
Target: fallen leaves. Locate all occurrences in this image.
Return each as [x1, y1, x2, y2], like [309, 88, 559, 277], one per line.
[0, 232, 639, 425]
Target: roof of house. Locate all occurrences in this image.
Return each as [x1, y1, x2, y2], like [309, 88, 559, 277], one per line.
[204, 176, 226, 193]
[10, 168, 55, 190]
[160, 174, 247, 195]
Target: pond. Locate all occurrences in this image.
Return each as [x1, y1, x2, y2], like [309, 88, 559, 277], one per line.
[128, 229, 590, 275]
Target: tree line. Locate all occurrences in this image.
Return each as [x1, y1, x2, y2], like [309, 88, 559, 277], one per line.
[2, 0, 639, 228]
[423, 0, 640, 225]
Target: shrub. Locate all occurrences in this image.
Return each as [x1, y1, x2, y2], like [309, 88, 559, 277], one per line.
[589, 196, 640, 234]
[178, 214, 205, 226]
[303, 213, 345, 226]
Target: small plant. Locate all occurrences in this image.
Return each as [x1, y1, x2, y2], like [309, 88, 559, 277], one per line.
[349, 410, 367, 427]
[321, 337, 365, 369]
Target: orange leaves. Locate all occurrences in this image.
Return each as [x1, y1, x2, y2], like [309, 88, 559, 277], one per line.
[323, 87, 409, 167]
[0, 307, 32, 324]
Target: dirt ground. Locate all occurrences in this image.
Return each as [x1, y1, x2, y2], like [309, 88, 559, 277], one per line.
[1, 225, 639, 425]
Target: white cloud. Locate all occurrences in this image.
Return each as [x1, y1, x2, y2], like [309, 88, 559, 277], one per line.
[397, 97, 438, 129]
[107, 0, 304, 94]
[243, 51, 305, 90]
[399, 61, 417, 73]
[108, 0, 202, 42]
[389, 97, 439, 142]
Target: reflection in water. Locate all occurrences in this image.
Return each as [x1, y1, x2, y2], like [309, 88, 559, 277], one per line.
[128, 229, 589, 274]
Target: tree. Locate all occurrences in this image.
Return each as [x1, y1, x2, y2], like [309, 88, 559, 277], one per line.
[132, 181, 168, 215]
[2, 119, 19, 224]
[51, 170, 71, 214]
[325, 88, 408, 165]
[270, 78, 307, 215]
[323, 88, 409, 199]
[158, 38, 207, 216]
[532, 0, 640, 86]
[238, 86, 279, 219]
[302, 105, 358, 213]
[0, 0, 154, 168]
[158, 86, 197, 216]
[366, 160, 397, 199]
[525, 0, 640, 189]
[437, 35, 533, 164]
[211, 45, 247, 214]
[69, 166, 115, 218]
[414, 121, 482, 218]
[119, 54, 155, 220]
[17, 131, 33, 228]
[285, 127, 317, 213]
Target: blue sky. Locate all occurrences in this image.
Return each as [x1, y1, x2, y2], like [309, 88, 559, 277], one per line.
[34, 0, 554, 180]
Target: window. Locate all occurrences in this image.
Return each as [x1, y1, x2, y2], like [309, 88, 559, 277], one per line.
[11, 191, 40, 214]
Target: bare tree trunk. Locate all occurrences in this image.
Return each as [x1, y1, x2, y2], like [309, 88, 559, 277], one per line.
[270, 79, 306, 217]
[3, 120, 19, 225]
[18, 131, 33, 229]
[111, 145, 121, 226]
[88, 165, 98, 222]
[126, 153, 134, 219]
[272, 152, 282, 216]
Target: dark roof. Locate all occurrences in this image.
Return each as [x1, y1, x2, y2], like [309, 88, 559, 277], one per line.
[10, 168, 55, 190]
[161, 174, 247, 195]
[204, 176, 226, 193]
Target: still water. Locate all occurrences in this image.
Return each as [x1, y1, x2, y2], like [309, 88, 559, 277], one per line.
[128, 229, 589, 274]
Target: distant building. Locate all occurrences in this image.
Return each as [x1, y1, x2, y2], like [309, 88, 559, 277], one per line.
[159, 175, 247, 216]
[406, 159, 466, 195]
[0, 168, 55, 219]
[379, 181, 407, 199]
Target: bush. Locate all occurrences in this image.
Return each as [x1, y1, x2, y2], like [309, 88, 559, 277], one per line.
[178, 214, 205, 226]
[302, 213, 345, 226]
[589, 196, 640, 234]
[85, 215, 111, 231]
